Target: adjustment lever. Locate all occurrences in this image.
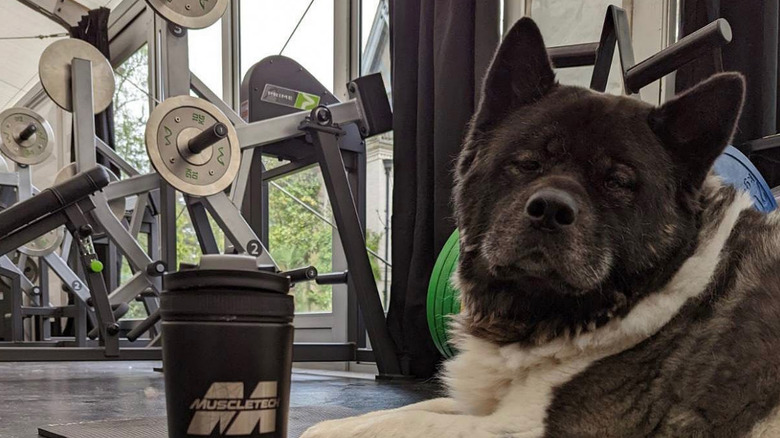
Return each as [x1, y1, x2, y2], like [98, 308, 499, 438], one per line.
[282, 266, 318, 285]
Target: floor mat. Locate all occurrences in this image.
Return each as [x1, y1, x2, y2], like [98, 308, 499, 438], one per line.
[38, 405, 360, 438]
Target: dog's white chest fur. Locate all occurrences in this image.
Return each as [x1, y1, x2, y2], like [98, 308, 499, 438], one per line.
[441, 186, 753, 436]
[302, 188, 752, 438]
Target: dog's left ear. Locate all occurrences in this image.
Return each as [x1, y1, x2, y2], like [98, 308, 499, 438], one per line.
[649, 72, 745, 188]
[473, 18, 556, 131]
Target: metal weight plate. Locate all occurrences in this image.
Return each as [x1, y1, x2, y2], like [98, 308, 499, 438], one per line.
[19, 227, 65, 257]
[145, 0, 228, 29]
[145, 95, 241, 196]
[55, 163, 126, 220]
[0, 108, 55, 165]
[713, 146, 778, 213]
[39, 39, 116, 114]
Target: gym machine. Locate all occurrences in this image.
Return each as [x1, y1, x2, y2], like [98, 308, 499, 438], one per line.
[141, 0, 402, 376]
[0, 166, 160, 359]
[0, 38, 165, 360]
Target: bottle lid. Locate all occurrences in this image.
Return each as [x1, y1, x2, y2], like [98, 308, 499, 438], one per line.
[164, 254, 289, 293]
[161, 255, 293, 320]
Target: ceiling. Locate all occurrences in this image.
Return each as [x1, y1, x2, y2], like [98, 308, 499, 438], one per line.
[0, 0, 124, 109]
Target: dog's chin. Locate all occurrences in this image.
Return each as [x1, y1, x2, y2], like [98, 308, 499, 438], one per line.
[489, 254, 606, 294]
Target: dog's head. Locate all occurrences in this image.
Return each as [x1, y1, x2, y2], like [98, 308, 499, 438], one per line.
[454, 18, 745, 344]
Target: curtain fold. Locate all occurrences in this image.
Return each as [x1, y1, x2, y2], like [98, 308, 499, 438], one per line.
[388, 0, 498, 377]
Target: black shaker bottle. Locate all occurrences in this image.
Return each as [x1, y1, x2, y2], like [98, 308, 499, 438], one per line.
[161, 254, 296, 438]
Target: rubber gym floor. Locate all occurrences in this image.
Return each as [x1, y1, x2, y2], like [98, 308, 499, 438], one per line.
[0, 361, 440, 438]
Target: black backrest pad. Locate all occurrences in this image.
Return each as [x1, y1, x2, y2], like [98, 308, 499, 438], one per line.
[349, 73, 392, 137]
[0, 166, 110, 240]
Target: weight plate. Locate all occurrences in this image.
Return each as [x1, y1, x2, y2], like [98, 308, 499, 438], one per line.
[19, 227, 65, 257]
[145, 95, 241, 196]
[0, 108, 55, 165]
[713, 146, 777, 213]
[39, 39, 115, 114]
[146, 0, 228, 30]
[427, 230, 460, 358]
[55, 163, 125, 220]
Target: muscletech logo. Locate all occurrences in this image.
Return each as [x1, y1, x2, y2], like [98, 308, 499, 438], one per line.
[187, 381, 280, 436]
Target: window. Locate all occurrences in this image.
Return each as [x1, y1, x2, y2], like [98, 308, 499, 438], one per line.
[114, 45, 150, 173]
[362, 0, 392, 310]
[528, 0, 624, 94]
[240, 0, 334, 91]
[268, 166, 333, 313]
[240, 1, 337, 313]
[188, 21, 224, 98]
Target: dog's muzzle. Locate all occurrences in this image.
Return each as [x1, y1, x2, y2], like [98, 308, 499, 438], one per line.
[525, 188, 579, 232]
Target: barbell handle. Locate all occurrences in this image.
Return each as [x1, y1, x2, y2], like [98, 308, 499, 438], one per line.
[17, 123, 37, 142]
[188, 122, 228, 155]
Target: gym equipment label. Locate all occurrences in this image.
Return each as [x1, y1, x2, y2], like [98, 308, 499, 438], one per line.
[261, 84, 320, 110]
[188, 381, 279, 435]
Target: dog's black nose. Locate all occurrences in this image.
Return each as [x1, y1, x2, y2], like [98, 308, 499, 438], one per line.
[525, 189, 578, 231]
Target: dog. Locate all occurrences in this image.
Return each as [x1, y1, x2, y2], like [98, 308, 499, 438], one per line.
[302, 17, 780, 438]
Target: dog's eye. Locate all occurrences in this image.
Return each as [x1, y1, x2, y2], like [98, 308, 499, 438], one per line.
[604, 173, 634, 190]
[510, 160, 541, 175]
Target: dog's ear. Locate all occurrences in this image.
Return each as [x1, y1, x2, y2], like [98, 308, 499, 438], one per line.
[649, 72, 745, 188]
[473, 18, 556, 131]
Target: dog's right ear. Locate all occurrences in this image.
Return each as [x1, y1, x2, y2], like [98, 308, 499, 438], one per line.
[473, 18, 556, 131]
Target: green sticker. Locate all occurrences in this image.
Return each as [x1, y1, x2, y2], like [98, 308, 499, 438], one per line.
[261, 84, 321, 110]
[294, 92, 320, 110]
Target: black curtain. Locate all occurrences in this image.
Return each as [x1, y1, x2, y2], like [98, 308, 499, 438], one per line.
[676, 0, 780, 185]
[69, 7, 117, 172]
[387, 0, 499, 377]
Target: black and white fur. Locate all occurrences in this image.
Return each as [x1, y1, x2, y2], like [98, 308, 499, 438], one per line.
[303, 18, 780, 438]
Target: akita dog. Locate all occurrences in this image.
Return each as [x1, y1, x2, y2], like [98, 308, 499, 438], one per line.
[303, 17, 780, 438]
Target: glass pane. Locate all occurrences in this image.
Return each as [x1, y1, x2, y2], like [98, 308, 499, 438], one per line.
[114, 45, 151, 174]
[189, 21, 224, 98]
[362, 0, 392, 310]
[175, 193, 226, 265]
[530, 0, 624, 94]
[240, 0, 334, 91]
[267, 163, 333, 313]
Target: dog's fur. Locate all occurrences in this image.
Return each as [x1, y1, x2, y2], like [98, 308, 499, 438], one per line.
[302, 18, 780, 438]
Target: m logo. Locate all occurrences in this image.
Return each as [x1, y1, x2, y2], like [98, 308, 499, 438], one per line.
[187, 381, 279, 436]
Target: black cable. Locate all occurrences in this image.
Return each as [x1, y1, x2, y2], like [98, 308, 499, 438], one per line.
[279, 0, 316, 55]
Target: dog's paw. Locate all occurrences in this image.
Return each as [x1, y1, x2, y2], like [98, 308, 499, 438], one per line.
[300, 416, 370, 438]
[301, 411, 421, 438]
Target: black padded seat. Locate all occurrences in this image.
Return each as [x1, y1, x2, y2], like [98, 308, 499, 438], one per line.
[0, 166, 109, 242]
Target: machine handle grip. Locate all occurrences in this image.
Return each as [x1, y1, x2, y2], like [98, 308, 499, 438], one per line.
[126, 309, 161, 342]
[625, 18, 731, 93]
[549, 42, 599, 68]
[315, 271, 348, 285]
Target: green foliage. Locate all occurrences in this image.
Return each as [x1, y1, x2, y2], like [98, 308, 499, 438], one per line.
[114, 45, 151, 175]
[268, 162, 333, 313]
